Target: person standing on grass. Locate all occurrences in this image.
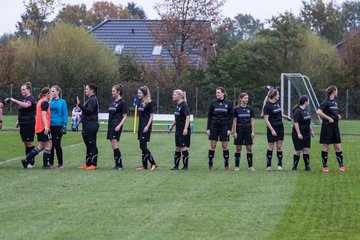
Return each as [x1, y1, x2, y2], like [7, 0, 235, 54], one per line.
[291, 95, 314, 171]
[316, 85, 345, 172]
[168, 89, 191, 170]
[0, 101, 4, 129]
[49, 85, 68, 169]
[21, 87, 52, 169]
[135, 86, 158, 171]
[7, 82, 36, 168]
[233, 93, 255, 171]
[261, 88, 291, 171]
[76, 84, 99, 170]
[107, 84, 128, 170]
[207, 87, 233, 171]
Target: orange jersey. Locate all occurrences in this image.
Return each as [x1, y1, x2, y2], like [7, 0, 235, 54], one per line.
[35, 98, 50, 133]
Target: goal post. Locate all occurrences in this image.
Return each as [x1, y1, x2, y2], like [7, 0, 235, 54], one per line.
[280, 73, 322, 125]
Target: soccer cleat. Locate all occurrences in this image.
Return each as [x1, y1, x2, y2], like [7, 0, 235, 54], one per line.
[277, 166, 283, 171]
[305, 166, 311, 171]
[136, 166, 147, 170]
[57, 164, 63, 169]
[248, 167, 256, 171]
[171, 166, 179, 170]
[292, 167, 297, 171]
[27, 164, 35, 169]
[266, 166, 272, 171]
[234, 167, 240, 172]
[21, 159, 28, 169]
[340, 166, 345, 172]
[49, 164, 54, 169]
[79, 165, 88, 169]
[85, 165, 97, 170]
[208, 165, 213, 171]
[150, 165, 158, 171]
[323, 167, 329, 172]
[181, 166, 188, 170]
[42, 166, 54, 170]
[225, 166, 230, 172]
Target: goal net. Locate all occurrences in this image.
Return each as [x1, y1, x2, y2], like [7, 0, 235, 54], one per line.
[280, 73, 322, 125]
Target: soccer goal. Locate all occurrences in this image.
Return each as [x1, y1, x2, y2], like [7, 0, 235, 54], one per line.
[280, 73, 322, 125]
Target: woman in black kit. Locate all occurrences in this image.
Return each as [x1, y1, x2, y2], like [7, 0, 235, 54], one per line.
[233, 93, 255, 171]
[168, 89, 191, 170]
[291, 95, 314, 171]
[207, 87, 233, 171]
[261, 89, 291, 171]
[107, 84, 127, 170]
[135, 86, 158, 171]
[7, 82, 36, 168]
[76, 84, 99, 170]
[316, 85, 345, 172]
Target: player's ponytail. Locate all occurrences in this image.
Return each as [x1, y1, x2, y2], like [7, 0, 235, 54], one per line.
[292, 95, 309, 113]
[261, 89, 278, 116]
[38, 87, 50, 99]
[113, 84, 124, 97]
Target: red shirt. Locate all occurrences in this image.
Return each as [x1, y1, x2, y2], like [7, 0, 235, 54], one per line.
[35, 98, 50, 133]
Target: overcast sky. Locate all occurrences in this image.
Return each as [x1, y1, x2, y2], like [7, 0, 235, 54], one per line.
[0, 0, 345, 35]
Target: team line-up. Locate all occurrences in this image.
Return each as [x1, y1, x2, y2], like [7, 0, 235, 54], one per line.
[0, 83, 345, 172]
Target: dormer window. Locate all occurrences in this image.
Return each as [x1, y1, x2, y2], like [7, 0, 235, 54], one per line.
[152, 45, 162, 56]
[114, 45, 124, 55]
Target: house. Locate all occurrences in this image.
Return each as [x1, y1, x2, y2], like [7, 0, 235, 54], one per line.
[90, 19, 211, 68]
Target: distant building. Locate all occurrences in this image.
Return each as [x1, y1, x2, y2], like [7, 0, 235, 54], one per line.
[90, 19, 211, 68]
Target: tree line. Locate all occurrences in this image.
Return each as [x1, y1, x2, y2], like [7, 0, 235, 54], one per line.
[0, 0, 359, 116]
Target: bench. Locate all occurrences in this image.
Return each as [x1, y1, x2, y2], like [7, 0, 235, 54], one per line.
[98, 113, 195, 132]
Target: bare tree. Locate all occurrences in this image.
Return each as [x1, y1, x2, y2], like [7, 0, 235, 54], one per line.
[152, 0, 226, 84]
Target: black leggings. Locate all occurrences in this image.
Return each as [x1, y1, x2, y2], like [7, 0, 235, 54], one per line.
[82, 123, 99, 166]
[50, 126, 63, 165]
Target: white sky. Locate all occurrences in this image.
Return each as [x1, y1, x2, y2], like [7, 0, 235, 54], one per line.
[0, 0, 345, 35]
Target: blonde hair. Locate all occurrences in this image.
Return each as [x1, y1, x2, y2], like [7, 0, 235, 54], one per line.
[261, 89, 278, 116]
[51, 85, 62, 98]
[113, 84, 124, 97]
[139, 86, 151, 105]
[173, 89, 187, 103]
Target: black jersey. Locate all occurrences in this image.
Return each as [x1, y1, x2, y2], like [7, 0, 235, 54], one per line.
[108, 99, 127, 128]
[318, 98, 339, 123]
[138, 101, 154, 131]
[175, 101, 191, 135]
[18, 95, 36, 125]
[263, 101, 283, 126]
[292, 107, 311, 135]
[233, 105, 254, 131]
[207, 99, 233, 130]
[78, 95, 99, 124]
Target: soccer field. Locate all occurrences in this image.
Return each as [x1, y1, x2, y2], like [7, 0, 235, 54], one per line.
[0, 117, 359, 240]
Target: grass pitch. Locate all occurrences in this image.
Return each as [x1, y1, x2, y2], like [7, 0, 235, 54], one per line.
[0, 117, 359, 239]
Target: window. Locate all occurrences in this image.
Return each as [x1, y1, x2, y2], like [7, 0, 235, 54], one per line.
[152, 45, 162, 56]
[114, 45, 124, 55]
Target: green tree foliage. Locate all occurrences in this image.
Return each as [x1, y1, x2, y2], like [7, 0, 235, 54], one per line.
[296, 33, 349, 89]
[14, 23, 118, 89]
[341, 31, 360, 89]
[117, 54, 143, 83]
[0, 43, 16, 86]
[127, 2, 146, 19]
[300, 0, 344, 44]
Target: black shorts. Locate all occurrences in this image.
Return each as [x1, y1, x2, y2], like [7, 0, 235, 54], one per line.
[292, 130, 311, 151]
[234, 130, 253, 146]
[107, 127, 122, 141]
[267, 125, 284, 143]
[175, 134, 191, 148]
[209, 125, 229, 142]
[320, 122, 341, 144]
[138, 131, 151, 142]
[37, 130, 52, 142]
[19, 123, 35, 142]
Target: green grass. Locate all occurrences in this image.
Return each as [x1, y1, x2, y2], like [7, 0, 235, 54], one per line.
[0, 117, 359, 239]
